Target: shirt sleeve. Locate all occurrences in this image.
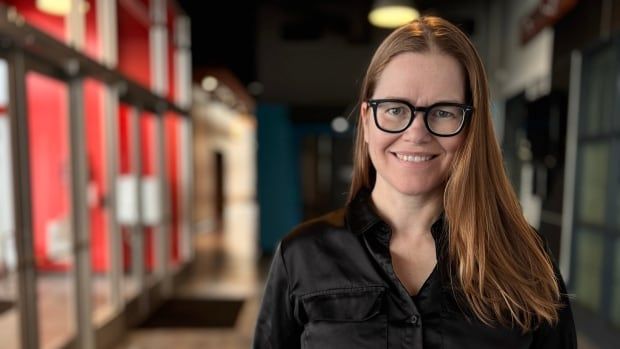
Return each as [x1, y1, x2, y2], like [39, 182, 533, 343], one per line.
[530, 239, 577, 349]
[252, 242, 303, 349]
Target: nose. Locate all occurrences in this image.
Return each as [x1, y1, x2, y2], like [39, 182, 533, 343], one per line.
[401, 110, 432, 143]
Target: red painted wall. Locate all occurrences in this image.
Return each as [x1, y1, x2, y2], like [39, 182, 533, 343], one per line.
[118, 104, 132, 271]
[26, 72, 70, 270]
[141, 113, 155, 271]
[85, 78, 107, 272]
[13, 0, 182, 272]
[166, 5, 181, 265]
[12, 0, 110, 273]
[8, 0, 65, 42]
[83, 0, 108, 273]
[167, 4, 176, 102]
[165, 114, 180, 264]
[84, 0, 99, 59]
[117, 0, 153, 270]
[118, 0, 151, 88]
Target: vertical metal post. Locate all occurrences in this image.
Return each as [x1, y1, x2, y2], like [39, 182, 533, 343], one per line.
[97, 0, 118, 68]
[130, 106, 146, 313]
[68, 72, 94, 349]
[67, 3, 95, 347]
[180, 118, 194, 262]
[66, 0, 85, 48]
[155, 112, 170, 293]
[560, 51, 582, 282]
[97, 0, 122, 311]
[150, 0, 168, 283]
[150, 0, 167, 96]
[175, 15, 194, 262]
[8, 49, 39, 349]
[175, 16, 192, 110]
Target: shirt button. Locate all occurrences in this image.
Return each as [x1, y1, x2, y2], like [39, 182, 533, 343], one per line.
[408, 314, 420, 327]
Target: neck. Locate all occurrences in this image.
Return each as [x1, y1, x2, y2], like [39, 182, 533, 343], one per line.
[370, 182, 444, 239]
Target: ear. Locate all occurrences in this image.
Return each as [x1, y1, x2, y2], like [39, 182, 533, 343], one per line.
[360, 102, 370, 143]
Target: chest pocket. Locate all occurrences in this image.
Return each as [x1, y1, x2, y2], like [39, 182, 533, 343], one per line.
[301, 287, 387, 349]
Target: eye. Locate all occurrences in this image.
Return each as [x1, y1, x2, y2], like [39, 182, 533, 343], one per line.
[386, 107, 406, 116]
[431, 108, 456, 119]
[376, 101, 410, 119]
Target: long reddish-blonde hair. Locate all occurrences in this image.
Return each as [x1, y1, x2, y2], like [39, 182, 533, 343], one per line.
[348, 16, 561, 332]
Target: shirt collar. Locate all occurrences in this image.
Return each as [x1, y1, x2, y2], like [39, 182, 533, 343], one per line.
[345, 187, 448, 246]
[345, 187, 381, 235]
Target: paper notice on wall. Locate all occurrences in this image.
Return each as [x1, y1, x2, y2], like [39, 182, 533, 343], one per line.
[0, 58, 13, 236]
[117, 175, 138, 225]
[0, 117, 14, 235]
[141, 176, 162, 226]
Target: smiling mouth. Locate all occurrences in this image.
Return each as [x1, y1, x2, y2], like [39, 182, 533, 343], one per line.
[393, 153, 438, 163]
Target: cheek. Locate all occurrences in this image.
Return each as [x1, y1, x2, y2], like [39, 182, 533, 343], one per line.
[440, 134, 466, 155]
[366, 131, 395, 155]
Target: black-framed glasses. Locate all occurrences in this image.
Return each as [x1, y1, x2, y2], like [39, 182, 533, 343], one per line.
[367, 99, 473, 137]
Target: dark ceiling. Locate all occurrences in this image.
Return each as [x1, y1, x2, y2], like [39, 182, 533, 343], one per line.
[177, 0, 480, 111]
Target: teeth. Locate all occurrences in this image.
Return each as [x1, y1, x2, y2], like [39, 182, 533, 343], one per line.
[396, 153, 434, 162]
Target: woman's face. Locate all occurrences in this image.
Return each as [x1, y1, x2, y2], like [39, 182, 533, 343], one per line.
[362, 51, 467, 198]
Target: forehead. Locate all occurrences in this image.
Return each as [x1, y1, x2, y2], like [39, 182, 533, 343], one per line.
[373, 52, 465, 103]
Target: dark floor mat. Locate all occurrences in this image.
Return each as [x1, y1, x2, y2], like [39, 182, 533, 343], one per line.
[139, 298, 244, 328]
[0, 300, 13, 315]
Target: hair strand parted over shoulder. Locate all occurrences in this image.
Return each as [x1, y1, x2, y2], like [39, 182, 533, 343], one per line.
[348, 16, 562, 332]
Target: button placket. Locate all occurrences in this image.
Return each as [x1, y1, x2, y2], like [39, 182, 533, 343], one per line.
[408, 314, 421, 327]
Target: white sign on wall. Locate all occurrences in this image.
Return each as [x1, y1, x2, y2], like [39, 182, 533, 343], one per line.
[0, 58, 17, 271]
[0, 117, 13, 234]
[116, 175, 162, 226]
[0, 59, 14, 235]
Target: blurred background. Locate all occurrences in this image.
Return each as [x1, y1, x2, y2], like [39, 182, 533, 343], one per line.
[0, 0, 616, 348]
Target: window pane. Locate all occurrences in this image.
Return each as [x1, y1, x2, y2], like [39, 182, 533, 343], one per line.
[574, 229, 604, 312]
[84, 78, 114, 326]
[611, 238, 620, 327]
[141, 113, 158, 281]
[118, 104, 140, 301]
[577, 143, 608, 225]
[27, 72, 76, 349]
[582, 47, 615, 135]
[616, 141, 620, 229]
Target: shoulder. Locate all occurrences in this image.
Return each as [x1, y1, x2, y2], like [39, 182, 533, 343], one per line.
[280, 208, 348, 251]
[278, 207, 368, 268]
[277, 208, 381, 295]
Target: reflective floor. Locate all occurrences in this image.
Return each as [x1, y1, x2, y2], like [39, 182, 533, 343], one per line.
[0, 269, 139, 349]
[114, 231, 266, 349]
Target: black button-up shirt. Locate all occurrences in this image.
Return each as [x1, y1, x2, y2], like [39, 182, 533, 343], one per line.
[253, 189, 577, 348]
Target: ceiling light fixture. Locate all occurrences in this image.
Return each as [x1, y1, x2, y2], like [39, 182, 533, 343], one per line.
[368, 0, 420, 29]
[201, 76, 218, 92]
[36, 0, 89, 16]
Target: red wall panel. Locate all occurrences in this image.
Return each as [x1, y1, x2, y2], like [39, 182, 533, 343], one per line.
[118, 0, 151, 88]
[165, 114, 179, 264]
[85, 79, 107, 272]
[8, 0, 66, 42]
[26, 72, 70, 270]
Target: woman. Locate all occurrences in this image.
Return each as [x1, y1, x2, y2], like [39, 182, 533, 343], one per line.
[253, 16, 576, 349]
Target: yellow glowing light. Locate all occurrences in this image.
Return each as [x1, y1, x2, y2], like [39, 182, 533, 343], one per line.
[36, 0, 89, 16]
[368, 5, 420, 28]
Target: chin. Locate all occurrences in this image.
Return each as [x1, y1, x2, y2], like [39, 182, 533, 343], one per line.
[391, 180, 444, 197]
